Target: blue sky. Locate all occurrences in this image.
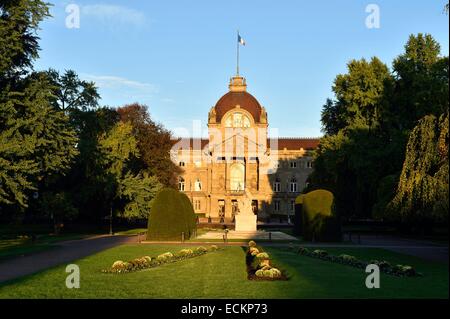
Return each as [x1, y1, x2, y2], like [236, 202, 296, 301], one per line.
[35, 0, 449, 137]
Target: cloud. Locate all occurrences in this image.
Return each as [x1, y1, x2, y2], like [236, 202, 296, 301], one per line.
[81, 73, 159, 93]
[81, 4, 146, 28]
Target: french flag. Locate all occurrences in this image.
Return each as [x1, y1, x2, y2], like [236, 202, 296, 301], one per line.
[238, 34, 246, 46]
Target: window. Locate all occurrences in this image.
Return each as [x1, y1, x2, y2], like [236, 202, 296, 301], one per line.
[274, 200, 280, 211]
[194, 200, 201, 210]
[179, 161, 185, 167]
[290, 200, 295, 212]
[273, 178, 281, 192]
[178, 177, 185, 191]
[194, 178, 202, 191]
[230, 163, 245, 191]
[289, 177, 298, 193]
[306, 161, 313, 168]
[290, 161, 297, 168]
[224, 112, 251, 128]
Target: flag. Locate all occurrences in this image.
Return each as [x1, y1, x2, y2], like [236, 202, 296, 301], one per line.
[238, 34, 246, 46]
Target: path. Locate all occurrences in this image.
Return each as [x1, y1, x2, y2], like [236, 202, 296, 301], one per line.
[0, 235, 136, 283]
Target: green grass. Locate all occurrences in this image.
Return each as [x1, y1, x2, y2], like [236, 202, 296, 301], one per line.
[0, 244, 447, 298]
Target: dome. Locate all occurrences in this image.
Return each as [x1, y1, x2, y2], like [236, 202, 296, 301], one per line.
[213, 76, 263, 123]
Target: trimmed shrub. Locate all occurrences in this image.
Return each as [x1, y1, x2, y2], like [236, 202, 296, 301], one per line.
[157, 252, 174, 262]
[195, 246, 208, 254]
[301, 189, 341, 242]
[147, 188, 197, 241]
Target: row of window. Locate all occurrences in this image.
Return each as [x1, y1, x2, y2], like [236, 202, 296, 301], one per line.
[179, 160, 313, 169]
[178, 177, 202, 192]
[178, 177, 301, 193]
[273, 178, 299, 193]
[191, 199, 295, 212]
[273, 200, 296, 212]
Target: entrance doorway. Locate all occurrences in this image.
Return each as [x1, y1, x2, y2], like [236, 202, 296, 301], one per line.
[218, 200, 225, 223]
[231, 200, 239, 222]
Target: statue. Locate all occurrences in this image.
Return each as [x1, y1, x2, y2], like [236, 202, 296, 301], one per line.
[235, 189, 257, 232]
[208, 107, 216, 124]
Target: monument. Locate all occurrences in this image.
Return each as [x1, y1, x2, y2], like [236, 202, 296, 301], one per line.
[234, 190, 257, 232]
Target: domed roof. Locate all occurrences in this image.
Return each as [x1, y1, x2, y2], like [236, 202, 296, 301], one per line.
[213, 76, 263, 123]
[215, 91, 262, 123]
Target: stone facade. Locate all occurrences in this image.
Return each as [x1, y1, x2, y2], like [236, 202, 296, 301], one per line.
[171, 75, 319, 223]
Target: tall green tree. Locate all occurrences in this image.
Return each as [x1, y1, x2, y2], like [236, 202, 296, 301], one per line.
[46, 69, 100, 112]
[392, 33, 449, 130]
[387, 113, 449, 224]
[0, 0, 50, 79]
[117, 103, 181, 187]
[97, 121, 161, 221]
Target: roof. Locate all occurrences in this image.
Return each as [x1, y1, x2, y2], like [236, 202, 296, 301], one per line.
[214, 91, 262, 123]
[171, 137, 320, 151]
[267, 138, 320, 150]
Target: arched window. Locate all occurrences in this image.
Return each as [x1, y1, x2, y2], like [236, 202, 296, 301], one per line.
[273, 177, 281, 192]
[289, 177, 298, 193]
[194, 178, 202, 191]
[178, 177, 185, 191]
[224, 112, 251, 128]
[230, 163, 245, 191]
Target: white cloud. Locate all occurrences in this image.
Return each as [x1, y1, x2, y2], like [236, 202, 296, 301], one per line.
[81, 73, 159, 93]
[81, 4, 146, 28]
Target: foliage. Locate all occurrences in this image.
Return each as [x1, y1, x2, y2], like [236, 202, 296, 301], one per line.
[245, 241, 286, 280]
[310, 33, 449, 227]
[147, 188, 197, 241]
[118, 172, 162, 219]
[0, 0, 50, 79]
[0, 73, 78, 208]
[46, 69, 100, 112]
[387, 113, 449, 223]
[300, 189, 341, 242]
[296, 247, 421, 277]
[117, 103, 181, 187]
[102, 245, 218, 274]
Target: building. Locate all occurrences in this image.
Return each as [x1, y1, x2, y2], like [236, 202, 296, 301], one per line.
[171, 75, 320, 223]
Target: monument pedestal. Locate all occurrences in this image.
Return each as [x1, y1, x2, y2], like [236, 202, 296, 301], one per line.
[235, 214, 257, 232]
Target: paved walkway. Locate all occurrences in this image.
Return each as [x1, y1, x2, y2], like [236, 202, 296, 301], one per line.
[196, 230, 298, 241]
[0, 235, 136, 284]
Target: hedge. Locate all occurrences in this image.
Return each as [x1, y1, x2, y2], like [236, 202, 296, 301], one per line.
[296, 189, 341, 242]
[147, 188, 197, 241]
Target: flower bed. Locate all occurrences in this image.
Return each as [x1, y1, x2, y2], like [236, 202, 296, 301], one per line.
[102, 245, 219, 274]
[246, 241, 288, 281]
[295, 247, 422, 277]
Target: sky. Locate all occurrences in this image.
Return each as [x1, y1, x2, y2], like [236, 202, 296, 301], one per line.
[35, 0, 449, 138]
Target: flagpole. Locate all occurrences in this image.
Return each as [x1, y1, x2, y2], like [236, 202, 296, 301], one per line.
[237, 30, 239, 76]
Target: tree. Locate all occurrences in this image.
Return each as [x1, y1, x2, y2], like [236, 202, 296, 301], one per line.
[97, 121, 162, 222]
[0, 0, 50, 79]
[392, 34, 449, 130]
[0, 73, 78, 208]
[331, 57, 393, 131]
[387, 113, 449, 225]
[117, 103, 181, 187]
[46, 69, 100, 112]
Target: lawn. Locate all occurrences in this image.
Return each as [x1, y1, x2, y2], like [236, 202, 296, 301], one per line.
[0, 244, 447, 298]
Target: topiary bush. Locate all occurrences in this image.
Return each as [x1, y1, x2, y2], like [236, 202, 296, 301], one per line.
[147, 188, 197, 241]
[300, 189, 341, 242]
